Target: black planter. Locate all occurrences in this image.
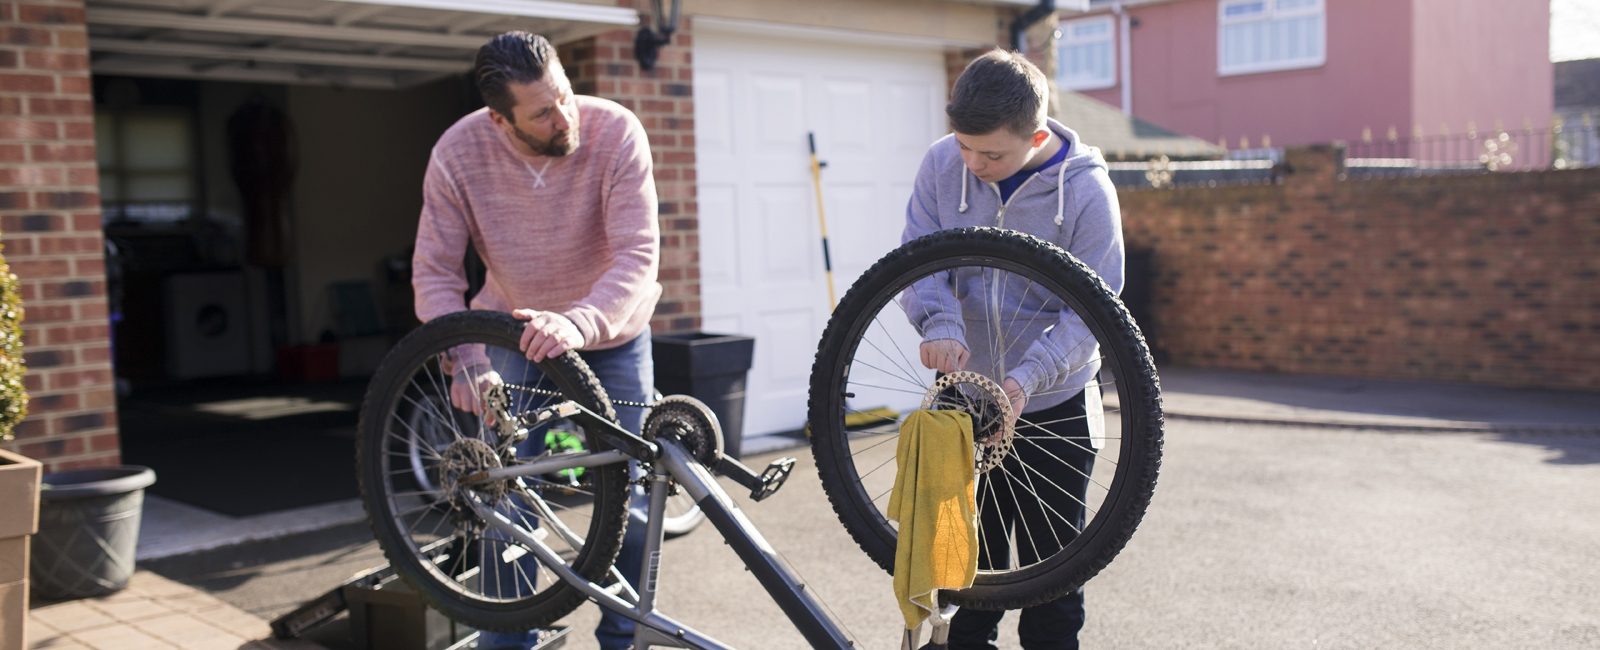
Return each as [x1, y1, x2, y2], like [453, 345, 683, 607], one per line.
[652, 333, 755, 458]
[32, 466, 156, 600]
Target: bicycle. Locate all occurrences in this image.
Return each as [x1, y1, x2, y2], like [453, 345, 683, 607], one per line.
[355, 227, 1162, 648]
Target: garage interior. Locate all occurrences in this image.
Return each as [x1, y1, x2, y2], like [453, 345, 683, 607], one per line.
[87, 0, 638, 516]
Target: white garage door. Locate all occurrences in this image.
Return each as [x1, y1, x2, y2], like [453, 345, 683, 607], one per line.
[693, 24, 947, 439]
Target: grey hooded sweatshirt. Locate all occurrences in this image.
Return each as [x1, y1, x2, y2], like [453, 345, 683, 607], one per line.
[901, 119, 1124, 416]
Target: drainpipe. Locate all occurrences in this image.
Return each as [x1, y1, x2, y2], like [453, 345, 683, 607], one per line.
[1114, 1, 1133, 115]
[1010, 0, 1057, 53]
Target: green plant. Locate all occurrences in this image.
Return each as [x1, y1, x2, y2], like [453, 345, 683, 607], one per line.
[0, 243, 26, 442]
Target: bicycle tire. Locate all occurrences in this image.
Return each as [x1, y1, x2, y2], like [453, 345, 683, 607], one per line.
[357, 310, 630, 631]
[808, 227, 1163, 609]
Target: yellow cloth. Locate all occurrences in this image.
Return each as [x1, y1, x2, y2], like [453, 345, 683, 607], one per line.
[888, 409, 978, 630]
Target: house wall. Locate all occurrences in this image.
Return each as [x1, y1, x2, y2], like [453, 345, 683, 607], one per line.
[1070, 0, 1415, 146]
[1120, 146, 1600, 391]
[1411, 0, 1553, 140]
[0, 0, 119, 471]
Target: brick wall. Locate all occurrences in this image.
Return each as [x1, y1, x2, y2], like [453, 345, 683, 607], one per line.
[1121, 145, 1600, 391]
[560, 20, 699, 336]
[0, 0, 118, 470]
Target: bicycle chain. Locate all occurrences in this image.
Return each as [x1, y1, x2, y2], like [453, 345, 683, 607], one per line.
[502, 382, 657, 409]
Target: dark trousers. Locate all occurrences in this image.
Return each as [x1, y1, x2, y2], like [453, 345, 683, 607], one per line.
[948, 389, 1097, 650]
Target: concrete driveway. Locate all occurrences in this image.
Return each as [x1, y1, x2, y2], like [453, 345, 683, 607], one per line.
[147, 419, 1600, 649]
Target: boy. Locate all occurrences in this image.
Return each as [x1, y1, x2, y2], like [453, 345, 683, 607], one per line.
[903, 49, 1124, 650]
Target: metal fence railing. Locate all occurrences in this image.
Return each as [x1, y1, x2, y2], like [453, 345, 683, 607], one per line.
[1344, 117, 1599, 180]
[1108, 117, 1599, 189]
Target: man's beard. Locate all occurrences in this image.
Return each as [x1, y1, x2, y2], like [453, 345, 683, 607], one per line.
[513, 123, 580, 157]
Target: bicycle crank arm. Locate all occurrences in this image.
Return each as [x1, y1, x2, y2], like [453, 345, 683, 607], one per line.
[713, 456, 797, 502]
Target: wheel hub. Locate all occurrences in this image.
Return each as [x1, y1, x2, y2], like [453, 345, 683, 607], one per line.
[438, 437, 510, 512]
[921, 370, 1014, 473]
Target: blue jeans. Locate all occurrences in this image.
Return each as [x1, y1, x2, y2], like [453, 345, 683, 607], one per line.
[476, 331, 652, 650]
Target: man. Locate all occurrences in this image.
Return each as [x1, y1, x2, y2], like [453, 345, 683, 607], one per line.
[902, 49, 1123, 650]
[412, 31, 660, 650]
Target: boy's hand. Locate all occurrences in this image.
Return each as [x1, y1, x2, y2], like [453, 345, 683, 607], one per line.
[514, 309, 583, 362]
[920, 339, 969, 373]
[1001, 377, 1027, 434]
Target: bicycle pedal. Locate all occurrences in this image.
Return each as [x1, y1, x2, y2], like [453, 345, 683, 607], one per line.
[750, 457, 796, 502]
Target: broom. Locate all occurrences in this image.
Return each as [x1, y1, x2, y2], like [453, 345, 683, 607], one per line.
[808, 131, 899, 433]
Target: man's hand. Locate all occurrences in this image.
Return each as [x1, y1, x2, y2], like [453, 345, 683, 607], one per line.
[450, 367, 503, 416]
[1001, 377, 1028, 434]
[919, 339, 969, 373]
[514, 309, 583, 362]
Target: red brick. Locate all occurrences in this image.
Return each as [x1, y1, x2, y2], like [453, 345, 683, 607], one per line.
[25, 96, 91, 117]
[28, 142, 93, 163]
[0, 165, 63, 186]
[0, 118, 58, 139]
[0, 72, 54, 93]
[22, 49, 86, 71]
[0, 26, 52, 47]
[45, 367, 112, 391]
[36, 234, 99, 254]
[60, 119, 93, 140]
[56, 73, 89, 95]
[18, 4, 87, 25]
[8, 256, 70, 278]
[65, 165, 95, 186]
[54, 30, 87, 50]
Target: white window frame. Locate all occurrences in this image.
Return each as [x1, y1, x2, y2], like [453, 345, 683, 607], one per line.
[1058, 15, 1117, 91]
[1217, 0, 1326, 77]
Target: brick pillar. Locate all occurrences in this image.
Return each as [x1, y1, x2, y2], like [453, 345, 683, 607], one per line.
[0, 0, 118, 471]
[561, 20, 699, 335]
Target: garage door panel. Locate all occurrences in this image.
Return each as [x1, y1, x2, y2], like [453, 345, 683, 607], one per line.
[696, 28, 945, 436]
[694, 69, 735, 156]
[822, 79, 872, 152]
[698, 183, 739, 286]
[754, 183, 817, 281]
[888, 82, 938, 152]
[749, 75, 806, 151]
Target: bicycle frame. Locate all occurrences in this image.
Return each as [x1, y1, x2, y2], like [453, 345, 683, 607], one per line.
[463, 401, 854, 650]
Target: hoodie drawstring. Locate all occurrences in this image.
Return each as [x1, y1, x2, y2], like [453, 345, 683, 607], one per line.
[1054, 161, 1068, 226]
[958, 168, 970, 213]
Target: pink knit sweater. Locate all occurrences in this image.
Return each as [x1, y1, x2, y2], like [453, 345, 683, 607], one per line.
[413, 97, 661, 350]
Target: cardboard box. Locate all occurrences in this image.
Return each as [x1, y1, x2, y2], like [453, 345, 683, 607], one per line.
[0, 536, 25, 584]
[0, 579, 26, 650]
[0, 449, 40, 539]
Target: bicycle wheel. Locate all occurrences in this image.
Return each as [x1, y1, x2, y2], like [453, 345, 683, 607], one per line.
[809, 227, 1163, 610]
[661, 491, 705, 538]
[357, 310, 630, 631]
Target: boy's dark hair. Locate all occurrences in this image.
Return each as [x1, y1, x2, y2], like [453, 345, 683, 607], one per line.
[946, 49, 1049, 137]
[475, 32, 560, 120]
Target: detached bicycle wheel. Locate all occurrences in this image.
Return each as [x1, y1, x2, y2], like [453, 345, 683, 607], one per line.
[357, 311, 630, 631]
[809, 227, 1163, 610]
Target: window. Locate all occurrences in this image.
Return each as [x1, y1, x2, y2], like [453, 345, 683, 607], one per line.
[95, 108, 197, 224]
[1058, 16, 1116, 91]
[1218, 0, 1325, 76]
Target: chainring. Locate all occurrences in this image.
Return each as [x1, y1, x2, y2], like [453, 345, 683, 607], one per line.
[642, 395, 724, 467]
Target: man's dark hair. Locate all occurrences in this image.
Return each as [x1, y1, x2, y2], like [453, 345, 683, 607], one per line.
[474, 31, 560, 120]
[946, 49, 1049, 137]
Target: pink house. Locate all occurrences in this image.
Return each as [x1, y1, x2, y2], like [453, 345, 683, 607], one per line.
[1057, 0, 1553, 148]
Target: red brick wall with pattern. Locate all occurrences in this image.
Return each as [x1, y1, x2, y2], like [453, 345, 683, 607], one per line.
[1121, 146, 1600, 391]
[559, 19, 699, 335]
[0, 0, 119, 470]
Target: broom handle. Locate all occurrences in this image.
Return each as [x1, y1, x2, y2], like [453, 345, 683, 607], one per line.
[808, 131, 838, 311]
